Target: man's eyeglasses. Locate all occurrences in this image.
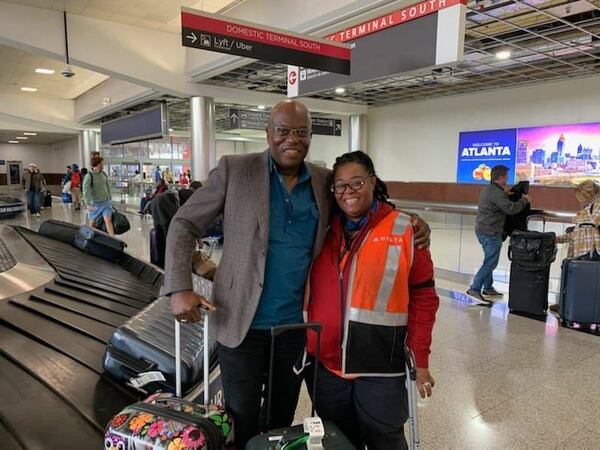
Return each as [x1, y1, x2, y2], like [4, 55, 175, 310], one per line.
[271, 126, 310, 139]
[330, 176, 372, 194]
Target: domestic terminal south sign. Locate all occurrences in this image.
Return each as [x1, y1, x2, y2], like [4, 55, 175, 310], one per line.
[181, 8, 351, 75]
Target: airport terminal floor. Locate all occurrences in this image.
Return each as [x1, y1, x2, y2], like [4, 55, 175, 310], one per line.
[5, 198, 600, 449]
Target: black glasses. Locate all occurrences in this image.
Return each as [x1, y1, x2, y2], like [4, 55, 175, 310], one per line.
[271, 126, 310, 139]
[330, 175, 371, 194]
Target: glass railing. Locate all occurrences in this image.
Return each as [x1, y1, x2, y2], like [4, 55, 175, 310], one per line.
[394, 200, 574, 294]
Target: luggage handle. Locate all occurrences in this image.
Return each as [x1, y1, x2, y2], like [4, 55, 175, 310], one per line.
[175, 309, 210, 406]
[527, 214, 547, 231]
[266, 322, 322, 430]
[403, 345, 420, 450]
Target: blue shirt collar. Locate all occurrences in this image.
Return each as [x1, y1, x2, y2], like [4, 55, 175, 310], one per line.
[268, 152, 311, 183]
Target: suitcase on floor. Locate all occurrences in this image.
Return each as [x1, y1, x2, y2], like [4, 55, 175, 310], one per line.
[103, 276, 218, 394]
[246, 325, 421, 450]
[42, 190, 52, 207]
[559, 258, 600, 324]
[246, 323, 356, 450]
[104, 298, 233, 450]
[508, 263, 550, 315]
[73, 225, 126, 262]
[38, 219, 80, 244]
[508, 228, 556, 316]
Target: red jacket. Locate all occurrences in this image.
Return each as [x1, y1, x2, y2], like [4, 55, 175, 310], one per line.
[306, 202, 439, 371]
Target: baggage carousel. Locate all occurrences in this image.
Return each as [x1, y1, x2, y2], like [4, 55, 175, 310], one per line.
[0, 196, 26, 219]
[0, 224, 166, 449]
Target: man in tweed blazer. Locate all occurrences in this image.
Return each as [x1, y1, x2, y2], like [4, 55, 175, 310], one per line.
[164, 100, 430, 448]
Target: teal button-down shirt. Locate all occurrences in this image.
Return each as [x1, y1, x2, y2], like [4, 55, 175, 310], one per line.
[251, 155, 318, 329]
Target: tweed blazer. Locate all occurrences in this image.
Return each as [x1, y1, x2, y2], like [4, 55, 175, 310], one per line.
[164, 150, 333, 348]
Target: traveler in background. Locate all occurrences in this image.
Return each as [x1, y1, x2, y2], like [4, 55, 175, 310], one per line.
[179, 170, 189, 187]
[305, 151, 439, 450]
[556, 180, 600, 260]
[70, 164, 83, 211]
[62, 165, 72, 186]
[140, 179, 169, 214]
[153, 165, 162, 183]
[162, 167, 174, 184]
[148, 180, 205, 268]
[83, 156, 115, 235]
[132, 170, 143, 182]
[22, 163, 44, 217]
[163, 100, 431, 449]
[467, 165, 530, 303]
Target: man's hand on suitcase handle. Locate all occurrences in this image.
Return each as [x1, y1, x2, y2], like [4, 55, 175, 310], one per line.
[170, 290, 216, 323]
[416, 368, 435, 399]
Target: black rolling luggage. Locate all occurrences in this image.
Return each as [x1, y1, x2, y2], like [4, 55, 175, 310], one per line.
[246, 324, 422, 450]
[42, 190, 52, 207]
[103, 275, 219, 395]
[560, 258, 600, 326]
[38, 219, 80, 244]
[246, 322, 355, 450]
[73, 225, 126, 262]
[508, 216, 557, 315]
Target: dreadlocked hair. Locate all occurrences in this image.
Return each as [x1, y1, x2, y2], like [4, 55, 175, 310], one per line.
[332, 150, 395, 208]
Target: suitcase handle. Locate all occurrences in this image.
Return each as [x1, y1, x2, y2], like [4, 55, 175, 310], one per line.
[175, 305, 210, 404]
[266, 322, 322, 430]
[403, 345, 420, 449]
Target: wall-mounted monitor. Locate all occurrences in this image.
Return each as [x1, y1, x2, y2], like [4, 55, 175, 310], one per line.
[457, 122, 600, 186]
[101, 105, 167, 145]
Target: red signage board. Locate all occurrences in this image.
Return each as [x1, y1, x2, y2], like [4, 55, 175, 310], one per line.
[326, 0, 465, 43]
[181, 8, 351, 75]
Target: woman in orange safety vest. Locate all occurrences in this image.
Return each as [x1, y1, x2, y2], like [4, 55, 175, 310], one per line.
[305, 151, 439, 450]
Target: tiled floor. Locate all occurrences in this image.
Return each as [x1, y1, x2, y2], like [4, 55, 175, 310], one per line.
[5, 198, 600, 449]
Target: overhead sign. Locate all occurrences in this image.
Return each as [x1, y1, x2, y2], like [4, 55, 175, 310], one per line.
[457, 129, 517, 185]
[311, 117, 342, 136]
[181, 8, 351, 75]
[228, 109, 342, 136]
[229, 109, 270, 130]
[288, 0, 466, 97]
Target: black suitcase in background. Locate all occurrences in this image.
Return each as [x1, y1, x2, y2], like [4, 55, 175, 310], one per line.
[38, 219, 80, 244]
[103, 276, 218, 394]
[509, 264, 550, 315]
[560, 259, 600, 325]
[73, 225, 126, 262]
[508, 227, 557, 316]
[42, 190, 52, 207]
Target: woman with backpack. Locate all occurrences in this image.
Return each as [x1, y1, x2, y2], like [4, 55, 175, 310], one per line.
[70, 164, 83, 210]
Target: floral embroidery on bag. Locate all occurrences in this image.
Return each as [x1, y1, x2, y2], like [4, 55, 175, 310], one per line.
[110, 413, 129, 430]
[182, 426, 206, 448]
[128, 412, 154, 434]
[167, 437, 187, 450]
[209, 412, 232, 437]
[147, 419, 165, 439]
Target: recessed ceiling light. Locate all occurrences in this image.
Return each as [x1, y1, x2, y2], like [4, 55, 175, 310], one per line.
[8, 140, 19, 144]
[35, 68, 55, 75]
[21, 86, 38, 92]
[257, 105, 266, 110]
[16, 136, 28, 140]
[335, 87, 346, 94]
[23, 132, 37, 136]
[495, 50, 511, 60]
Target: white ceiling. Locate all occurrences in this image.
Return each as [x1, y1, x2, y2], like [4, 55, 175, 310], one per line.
[2, 0, 240, 33]
[0, 129, 77, 145]
[0, 0, 241, 99]
[0, 44, 109, 99]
